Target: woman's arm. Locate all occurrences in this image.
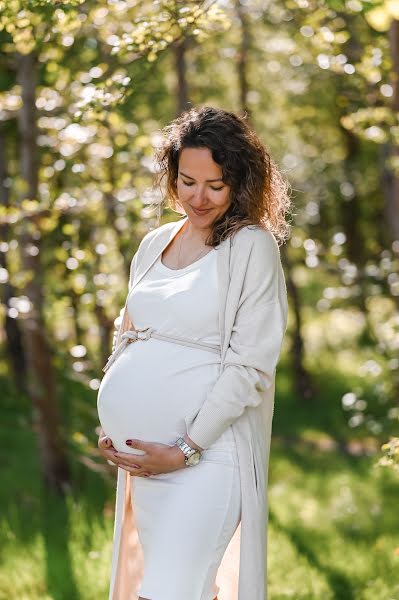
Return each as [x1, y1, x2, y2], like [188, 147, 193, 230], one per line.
[185, 231, 289, 450]
[110, 226, 161, 352]
[110, 250, 139, 353]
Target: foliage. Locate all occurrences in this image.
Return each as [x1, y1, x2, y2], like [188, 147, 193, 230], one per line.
[379, 436, 399, 472]
[1, 0, 399, 595]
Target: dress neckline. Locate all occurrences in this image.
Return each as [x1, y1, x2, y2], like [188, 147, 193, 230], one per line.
[158, 248, 216, 274]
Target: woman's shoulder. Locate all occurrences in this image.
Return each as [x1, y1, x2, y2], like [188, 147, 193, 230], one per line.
[137, 219, 183, 250]
[136, 218, 280, 260]
[231, 223, 280, 256]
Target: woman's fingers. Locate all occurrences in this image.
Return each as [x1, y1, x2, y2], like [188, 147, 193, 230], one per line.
[98, 433, 113, 450]
[98, 434, 151, 476]
[98, 435, 154, 477]
[99, 445, 114, 462]
[103, 451, 148, 474]
[119, 465, 153, 477]
[112, 456, 144, 471]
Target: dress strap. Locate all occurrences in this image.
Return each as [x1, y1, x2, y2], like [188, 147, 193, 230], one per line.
[102, 327, 221, 373]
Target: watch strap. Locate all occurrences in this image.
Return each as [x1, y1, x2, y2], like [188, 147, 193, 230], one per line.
[175, 437, 202, 465]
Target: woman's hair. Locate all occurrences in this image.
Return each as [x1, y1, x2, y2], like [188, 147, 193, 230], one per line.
[153, 106, 293, 247]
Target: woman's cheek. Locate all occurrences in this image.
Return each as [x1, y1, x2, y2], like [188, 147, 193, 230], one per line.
[177, 182, 189, 199]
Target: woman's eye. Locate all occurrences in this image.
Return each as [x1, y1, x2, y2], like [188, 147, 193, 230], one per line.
[182, 180, 224, 191]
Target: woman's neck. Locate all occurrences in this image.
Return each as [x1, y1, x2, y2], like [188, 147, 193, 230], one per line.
[183, 219, 210, 245]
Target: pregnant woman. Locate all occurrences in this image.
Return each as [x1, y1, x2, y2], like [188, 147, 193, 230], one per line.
[97, 106, 291, 600]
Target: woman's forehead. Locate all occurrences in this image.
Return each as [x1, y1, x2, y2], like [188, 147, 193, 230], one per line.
[178, 147, 223, 178]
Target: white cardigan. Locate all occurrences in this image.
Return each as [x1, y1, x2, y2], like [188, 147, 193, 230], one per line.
[107, 215, 288, 600]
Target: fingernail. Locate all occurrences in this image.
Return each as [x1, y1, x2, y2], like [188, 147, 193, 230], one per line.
[126, 440, 132, 446]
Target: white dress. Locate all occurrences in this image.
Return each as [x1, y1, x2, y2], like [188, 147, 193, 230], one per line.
[97, 248, 241, 600]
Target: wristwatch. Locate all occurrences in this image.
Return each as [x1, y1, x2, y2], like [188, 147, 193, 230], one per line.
[174, 437, 202, 466]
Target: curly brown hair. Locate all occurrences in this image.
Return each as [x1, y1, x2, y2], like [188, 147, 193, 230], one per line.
[153, 106, 293, 247]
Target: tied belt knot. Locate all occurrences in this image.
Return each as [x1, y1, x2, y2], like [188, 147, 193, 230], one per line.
[122, 327, 155, 343]
[102, 327, 221, 374]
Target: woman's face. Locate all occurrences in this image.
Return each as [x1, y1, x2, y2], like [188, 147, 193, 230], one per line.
[176, 147, 231, 229]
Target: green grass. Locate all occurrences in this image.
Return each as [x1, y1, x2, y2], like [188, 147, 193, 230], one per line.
[268, 443, 399, 600]
[0, 353, 398, 599]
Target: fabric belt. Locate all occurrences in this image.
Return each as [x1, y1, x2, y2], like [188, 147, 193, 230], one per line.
[102, 327, 221, 373]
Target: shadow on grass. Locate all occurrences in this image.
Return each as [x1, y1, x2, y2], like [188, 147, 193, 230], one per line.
[274, 359, 397, 444]
[0, 373, 112, 598]
[41, 490, 80, 600]
[269, 508, 355, 600]
[271, 441, 399, 539]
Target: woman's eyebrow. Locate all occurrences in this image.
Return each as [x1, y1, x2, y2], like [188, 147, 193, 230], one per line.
[180, 171, 223, 182]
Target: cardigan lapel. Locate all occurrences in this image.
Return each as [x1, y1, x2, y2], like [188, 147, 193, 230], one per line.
[130, 216, 188, 294]
[112, 217, 188, 352]
[216, 235, 230, 361]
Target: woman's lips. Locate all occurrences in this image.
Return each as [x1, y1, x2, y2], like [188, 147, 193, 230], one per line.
[191, 207, 212, 215]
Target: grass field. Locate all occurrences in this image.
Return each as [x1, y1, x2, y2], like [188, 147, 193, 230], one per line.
[1, 356, 398, 600]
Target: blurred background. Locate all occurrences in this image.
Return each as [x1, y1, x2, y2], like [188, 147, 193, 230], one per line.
[0, 0, 398, 598]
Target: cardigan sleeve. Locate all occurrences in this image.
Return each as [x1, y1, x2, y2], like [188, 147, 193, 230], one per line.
[111, 251, 139, 353]
[186, 231, 289, 450]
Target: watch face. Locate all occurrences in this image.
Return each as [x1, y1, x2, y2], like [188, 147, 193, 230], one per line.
[187, 451, 201, 466]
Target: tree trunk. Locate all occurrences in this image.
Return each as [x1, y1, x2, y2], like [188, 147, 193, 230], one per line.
[385, 19, 399, 241]
[0, 125, 28, 396]
[174, 36, 190, 115]
[16, 51, 70, 494]
[235, 0, 251, 120]
[338, 125, 364, 265]
[280, 245, 315, 402]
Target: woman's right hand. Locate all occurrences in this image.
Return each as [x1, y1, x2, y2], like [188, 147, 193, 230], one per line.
[98, 428, 115, 456]
[97, 428, 151, 477]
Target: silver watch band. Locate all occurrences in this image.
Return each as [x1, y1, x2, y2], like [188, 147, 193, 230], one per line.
[175, 437, 196, 457]
[174, 437, 202, 466]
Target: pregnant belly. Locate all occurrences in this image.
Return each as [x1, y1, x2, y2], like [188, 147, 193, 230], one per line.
[97, 339, 220, 454]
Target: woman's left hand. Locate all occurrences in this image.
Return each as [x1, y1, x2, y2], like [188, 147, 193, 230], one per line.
[110, 439, 187, 477]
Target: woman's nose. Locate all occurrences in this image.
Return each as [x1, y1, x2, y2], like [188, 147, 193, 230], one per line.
[191, 187, 207, 204]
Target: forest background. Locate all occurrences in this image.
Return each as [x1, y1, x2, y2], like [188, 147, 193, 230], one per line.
[0, 0, 398, 598]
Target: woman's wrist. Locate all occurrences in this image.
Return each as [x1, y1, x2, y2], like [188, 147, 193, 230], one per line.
[169, 435, 204, 470]
[169, 445, 187, 469]
[182, 434, 204, 452]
